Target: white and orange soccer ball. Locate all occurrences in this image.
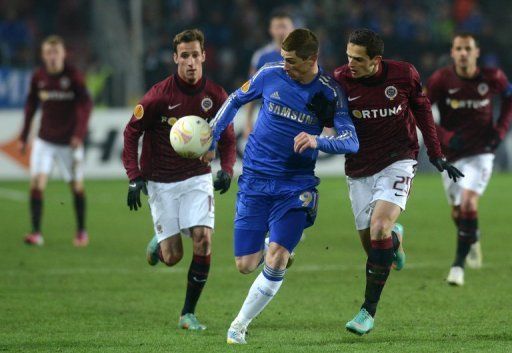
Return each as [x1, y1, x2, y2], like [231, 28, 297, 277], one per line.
[169, 115, 213, 158]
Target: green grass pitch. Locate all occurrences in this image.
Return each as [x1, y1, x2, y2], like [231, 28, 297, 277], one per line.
[1, 174, 511, 352]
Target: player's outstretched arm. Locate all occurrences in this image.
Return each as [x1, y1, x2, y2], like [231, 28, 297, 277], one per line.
[210, 66, 266, 150]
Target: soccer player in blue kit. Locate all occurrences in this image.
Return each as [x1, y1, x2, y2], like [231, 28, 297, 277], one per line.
[203, 28, 359, 344]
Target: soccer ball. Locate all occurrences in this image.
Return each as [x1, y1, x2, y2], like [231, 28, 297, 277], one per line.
[170, 115, 213, 158]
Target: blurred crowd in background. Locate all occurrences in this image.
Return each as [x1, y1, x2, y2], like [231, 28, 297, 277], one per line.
[1, 0, 511, 106]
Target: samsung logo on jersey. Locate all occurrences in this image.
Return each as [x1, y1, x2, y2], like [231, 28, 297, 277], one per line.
[351, 105, 403, 119]
[445, 98, 490, 109]
[268, 102, 317, 125]
[38, 90, 75, 102]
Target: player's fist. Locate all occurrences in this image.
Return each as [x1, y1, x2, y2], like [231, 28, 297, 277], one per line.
[214, 170, 231, 194]
[430, 157, 464, 182]
[127, 177, 148, 211]
[294, 132, 318, 153]
[306, 92, 335, 126]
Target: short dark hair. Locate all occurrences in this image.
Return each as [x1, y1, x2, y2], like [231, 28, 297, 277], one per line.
[269, 9, 292, 22]
[452, 32, 479, 47]
[172, 29, 205, 53]
[348, 29, 384, 58]
[42, 35, 65, 47]
[281, 28, 318, 60]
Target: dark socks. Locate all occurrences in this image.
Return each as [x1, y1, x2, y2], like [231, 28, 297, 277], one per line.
[453, 211, 478, 267]
[181, 254, 211, 315]
[30, 188, 43, 233]
[73, 191, 86, 231]
[362, 237, 394, 317]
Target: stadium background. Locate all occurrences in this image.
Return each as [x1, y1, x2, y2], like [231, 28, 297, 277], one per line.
[1, 0, 512, 178]
[1, 1, 512, 352]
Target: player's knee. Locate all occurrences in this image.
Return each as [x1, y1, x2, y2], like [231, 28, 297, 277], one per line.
[161, 251, 183, 267]
[235, 258, 257, 274]
[71, 181, 84, 193]
[451, 206, 460, 221]
[460, 199, 477, 213]
[370, 218, 393, 239]
[237, 266, 254, 275]
[191, 228, 212, 256]
[31, 175, 47, 191]
[193, 237, 211, 256]
[265, 245, 289, 269]
[460, 191, 479, 212]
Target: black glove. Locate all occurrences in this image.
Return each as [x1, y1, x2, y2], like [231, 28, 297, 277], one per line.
[127, 177, 148, 211]
[485, 130, 502, 152]
[448, 133, 464, 151]
[213, 170, 231, 194]
[306, 92, 336, 126]
[430, 157, 465, 182]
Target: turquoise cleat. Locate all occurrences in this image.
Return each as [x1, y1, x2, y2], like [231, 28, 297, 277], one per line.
[146, 235, 160, 266]
[392, 223, 406, 271]
[346, 308, 374, 335]
[179, 313, 206, 331]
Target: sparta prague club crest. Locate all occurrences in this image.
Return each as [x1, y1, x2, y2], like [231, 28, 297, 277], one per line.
[201, 97, 213, 112]
[385, 85, 398, 100]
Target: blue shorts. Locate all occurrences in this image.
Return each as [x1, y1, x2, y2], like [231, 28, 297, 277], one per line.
[233, 175, 319, 256]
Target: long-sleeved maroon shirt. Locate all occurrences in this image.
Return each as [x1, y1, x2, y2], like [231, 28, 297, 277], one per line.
[426, 66, 512, 162]
[334, 60, 443, 177]
[20, 64, 93, 145]
[122, 74, 236, 183]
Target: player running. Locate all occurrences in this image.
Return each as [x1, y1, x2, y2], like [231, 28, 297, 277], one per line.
[426, 33, 512, 285]
[205, 28, 359, 344]
[19, 35, 93, 247]
[333, 28, 463, 335]
[122, 29, 236, 330]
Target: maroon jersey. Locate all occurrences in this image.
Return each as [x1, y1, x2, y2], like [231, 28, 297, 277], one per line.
[122, 74, 236, 183]
[333, 60, 443, 177]
[20, 64, 92, 145]
[426, 66, 512, 162]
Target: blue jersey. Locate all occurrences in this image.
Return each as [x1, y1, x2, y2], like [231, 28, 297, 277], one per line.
[211, 62, 359, 185]
[250, 43, 283, 73]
